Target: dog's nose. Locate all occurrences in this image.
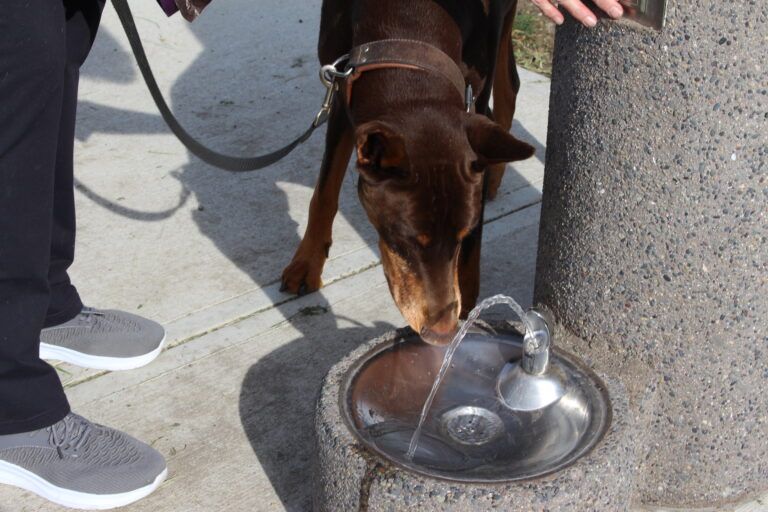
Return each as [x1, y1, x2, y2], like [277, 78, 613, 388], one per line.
[419, 313, 458, 346]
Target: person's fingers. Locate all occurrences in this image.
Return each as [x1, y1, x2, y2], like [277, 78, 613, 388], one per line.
[593, 0, 624, 19]
[557, 0, 599, 27]
[529, 0, 565, 25]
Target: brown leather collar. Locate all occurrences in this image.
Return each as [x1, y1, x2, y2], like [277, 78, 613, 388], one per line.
[342, 39, 470, 110]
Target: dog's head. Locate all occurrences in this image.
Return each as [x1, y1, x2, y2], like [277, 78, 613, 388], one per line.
[354, 109, 534, 345]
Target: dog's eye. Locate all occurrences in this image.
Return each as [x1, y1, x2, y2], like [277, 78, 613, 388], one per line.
[470, 160, 484, 173]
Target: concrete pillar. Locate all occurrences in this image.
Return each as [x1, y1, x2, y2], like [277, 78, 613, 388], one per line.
[534, 1, 768, 507]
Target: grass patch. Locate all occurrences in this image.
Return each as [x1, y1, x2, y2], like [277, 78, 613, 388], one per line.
[512, 3, 555, 77]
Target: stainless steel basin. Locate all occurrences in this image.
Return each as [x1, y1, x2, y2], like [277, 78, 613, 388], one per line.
[342, 326, 611, 482]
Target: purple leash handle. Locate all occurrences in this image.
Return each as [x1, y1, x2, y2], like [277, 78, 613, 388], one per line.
[157, 0, 179, 16]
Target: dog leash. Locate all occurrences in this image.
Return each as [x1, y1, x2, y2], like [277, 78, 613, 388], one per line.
[113, 0, 475, 171]
[111, 0, 335, 172]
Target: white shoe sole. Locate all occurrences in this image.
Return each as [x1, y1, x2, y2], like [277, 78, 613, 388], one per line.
[40, 334, 166, 371]
[0, 460, 167, 510]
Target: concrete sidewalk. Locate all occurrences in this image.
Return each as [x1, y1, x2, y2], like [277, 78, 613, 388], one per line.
[0, 1, 764, 511]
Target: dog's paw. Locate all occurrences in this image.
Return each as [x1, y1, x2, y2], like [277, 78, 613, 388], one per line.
[280, 256, 324, 296]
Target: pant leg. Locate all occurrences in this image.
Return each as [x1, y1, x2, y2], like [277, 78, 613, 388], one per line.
[45, 0, 106, 327]
[0, 1, 71, 435]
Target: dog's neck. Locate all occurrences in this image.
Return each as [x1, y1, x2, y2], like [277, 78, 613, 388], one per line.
[347, 0, 504, 122]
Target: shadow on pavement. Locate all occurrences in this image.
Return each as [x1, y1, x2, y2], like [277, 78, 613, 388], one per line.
[238, 304, 396, 511]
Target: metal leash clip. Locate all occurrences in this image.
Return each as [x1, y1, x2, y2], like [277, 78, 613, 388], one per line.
[465, 84, 474, 113]
[314, 54, 353, 127]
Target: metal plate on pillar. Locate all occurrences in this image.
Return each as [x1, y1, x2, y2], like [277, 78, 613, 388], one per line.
[619, 0, 667, 30]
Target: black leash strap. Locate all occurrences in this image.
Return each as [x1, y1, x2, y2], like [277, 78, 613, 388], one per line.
[111, 0, 322, 172]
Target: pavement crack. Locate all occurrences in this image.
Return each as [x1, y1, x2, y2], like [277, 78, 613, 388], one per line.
[484, 198, 542, 224]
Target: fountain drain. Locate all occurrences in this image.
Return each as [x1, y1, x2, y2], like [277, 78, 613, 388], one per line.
[440, 406, 503, 446]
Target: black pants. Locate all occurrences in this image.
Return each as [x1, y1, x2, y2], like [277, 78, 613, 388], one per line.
[0, 0, 104, 435]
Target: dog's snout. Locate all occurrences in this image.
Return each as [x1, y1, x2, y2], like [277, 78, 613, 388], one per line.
[419, 310, 458, 346]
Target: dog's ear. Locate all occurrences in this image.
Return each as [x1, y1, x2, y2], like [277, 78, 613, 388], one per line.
[355, 121, 409, 172]
[465, 114, 535, 166]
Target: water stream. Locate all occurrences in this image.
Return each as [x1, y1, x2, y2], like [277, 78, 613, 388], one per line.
[405, 294, 532, 460]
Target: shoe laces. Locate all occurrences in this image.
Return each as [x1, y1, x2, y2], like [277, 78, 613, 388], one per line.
[79, 306, 105, 327]
[48, 414, 94, 459]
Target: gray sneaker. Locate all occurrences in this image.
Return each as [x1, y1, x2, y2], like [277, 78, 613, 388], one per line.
[0, 413, 167, 510]
[40, 307, 166, 371]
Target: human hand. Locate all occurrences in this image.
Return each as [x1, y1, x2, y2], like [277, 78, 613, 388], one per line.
[528, 0, 624, 27]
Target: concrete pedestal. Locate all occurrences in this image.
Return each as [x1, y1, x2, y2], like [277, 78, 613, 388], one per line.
[534, 3, 768, 508]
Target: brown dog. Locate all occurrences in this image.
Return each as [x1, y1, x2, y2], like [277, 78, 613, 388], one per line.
[281, 0, 534, 344]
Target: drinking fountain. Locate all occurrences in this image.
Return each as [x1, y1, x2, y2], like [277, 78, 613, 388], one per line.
[313, 305, 645, 511]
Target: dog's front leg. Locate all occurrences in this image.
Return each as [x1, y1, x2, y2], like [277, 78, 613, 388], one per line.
[487, 6, 521, 200]
[281, 99, 353, 295]
[457, 220, 483, 318]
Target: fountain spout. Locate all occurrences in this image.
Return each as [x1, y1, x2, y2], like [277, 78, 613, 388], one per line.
[521, 309, 552, 376]
[497, 309, 566, 412]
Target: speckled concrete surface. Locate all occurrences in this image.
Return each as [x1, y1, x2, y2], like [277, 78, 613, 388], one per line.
[314, 326, 656, 512]
[534, 1, 768, 508]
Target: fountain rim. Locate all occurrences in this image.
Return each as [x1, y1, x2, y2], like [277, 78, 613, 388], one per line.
[338, 324, 614, 485]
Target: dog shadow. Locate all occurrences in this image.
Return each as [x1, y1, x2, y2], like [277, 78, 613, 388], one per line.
[238, 307, 396, 511]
